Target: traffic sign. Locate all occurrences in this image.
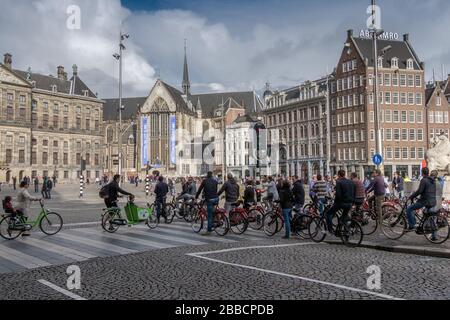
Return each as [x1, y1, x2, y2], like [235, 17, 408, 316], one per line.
[372, 154, 383, 166]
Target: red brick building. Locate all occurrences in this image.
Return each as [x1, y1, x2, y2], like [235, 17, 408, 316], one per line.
[425, 76, 450, 148]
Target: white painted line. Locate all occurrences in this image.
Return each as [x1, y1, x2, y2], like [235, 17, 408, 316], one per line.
[74, 228, 175, 249]
[124, 229, 207, 246]
[0, 244, 51, 269]
[38, 279, 87, 300]
[54, 232, 137, 255]
[188, 243, 404, 301]
[18, 237, 96, 260]
[191, 243, 318, 256]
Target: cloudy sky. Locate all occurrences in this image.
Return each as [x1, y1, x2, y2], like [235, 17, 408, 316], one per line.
[1, 0, 449, 98]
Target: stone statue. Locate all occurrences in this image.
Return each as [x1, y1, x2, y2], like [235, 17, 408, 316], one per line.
[426, 133, 450, 176]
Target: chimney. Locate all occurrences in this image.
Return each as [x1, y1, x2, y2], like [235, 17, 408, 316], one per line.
[3, 53, 12, 69]
[57, 66, 67, 80]
[403, 34, 409, 42]
[347, 29, 353, 38]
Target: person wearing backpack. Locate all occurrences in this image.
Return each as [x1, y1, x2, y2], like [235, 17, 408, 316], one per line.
[100, 174, 134, 208]
[41, 177, 49, 199]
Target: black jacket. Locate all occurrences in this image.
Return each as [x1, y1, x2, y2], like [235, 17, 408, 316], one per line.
[410, 176, 436, 208]
[393, 177, 404, 192]
[243, 186, 255, 204]
[292, 180, 305, 205]
[196, 177, 219, 200]
[107, 180, 132, 201]
[279, 188, 294, 209]
[155, 182, 169, 200]
[218, 179, 240, 202]
[335, 178, 355, 207]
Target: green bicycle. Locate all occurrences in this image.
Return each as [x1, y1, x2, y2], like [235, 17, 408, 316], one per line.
[0, 200, 63, 240]
[101, 196, 158, 233]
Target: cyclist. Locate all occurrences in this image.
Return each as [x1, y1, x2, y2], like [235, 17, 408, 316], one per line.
[218, 173, 240, 214]
[313, 175, 328, 217]
[406, 167, 436, 232]
[262, 176, 279, 211]
[16, 181, 41, 236]
[101, 174, 134, 208]
[292, 176, 305, 213]
[178, 177, 197, 201]
[243, 179, 256, 210]
[155, 176, 169, 222]
[196, 171, 219, 235]
[365, 169, 386, 222]
[351, 173, 365, 212]
[326, 170, 355, 234]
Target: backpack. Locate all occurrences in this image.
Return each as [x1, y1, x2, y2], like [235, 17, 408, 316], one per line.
[47, 180, 53, 190]
[99, 184, 110, 199]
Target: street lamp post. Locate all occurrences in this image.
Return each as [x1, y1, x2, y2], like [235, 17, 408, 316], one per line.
[114, 31, 129, 183]
[325, 75, 331, 176]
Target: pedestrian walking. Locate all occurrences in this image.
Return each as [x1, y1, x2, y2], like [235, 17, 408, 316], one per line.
[41, 177, 49, 199]
[34, 177, 39, 193]
[12, 176, 17, 190]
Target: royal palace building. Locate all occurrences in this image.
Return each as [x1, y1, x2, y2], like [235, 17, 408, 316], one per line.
[0, 53, 104, 183]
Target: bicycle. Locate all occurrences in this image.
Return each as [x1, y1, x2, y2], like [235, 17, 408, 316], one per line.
[381, 199, 450, 244]
[190, 199, 230, 236]
[147, 197, 176, 224]
[308, 206, 364, 247]
[350, 199, 378, 236]
[101, 196, 158, 233]
[0, 199, 63, 240]
[262, 202, 306, 238]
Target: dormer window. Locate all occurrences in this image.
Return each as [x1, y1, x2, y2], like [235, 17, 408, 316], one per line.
[407, 59, 414, 70]
[377, 57, 383, 68]
[83, 90, 89, 97]
[391, 57, 399, 69]
[51, 85, 57, 92]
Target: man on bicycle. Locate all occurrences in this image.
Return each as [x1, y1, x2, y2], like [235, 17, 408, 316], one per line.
[102, 175, 134, 208]
[407, 167, 436, 232]
[155, 176, 169, 223]
[326, 170, 355, 234]
[262, 176, 279, 211]
[178, 177, 197, 201]
[196, 171, 219, 235]
[365, 169, 386, 222]
[218, 173, 240, 214]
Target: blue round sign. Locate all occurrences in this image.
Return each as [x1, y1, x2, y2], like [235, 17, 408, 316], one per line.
[372, 154, 383, 166]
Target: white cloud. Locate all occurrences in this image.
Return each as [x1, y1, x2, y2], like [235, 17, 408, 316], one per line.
[1, 0, 449, 99]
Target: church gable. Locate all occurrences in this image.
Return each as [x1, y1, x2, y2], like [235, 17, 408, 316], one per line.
[0, 65, 30, 87]
[140, 80, 178, 114]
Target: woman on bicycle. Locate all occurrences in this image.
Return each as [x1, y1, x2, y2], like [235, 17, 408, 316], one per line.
[16, 181, 41, 236]
[279, 180, 294, 239]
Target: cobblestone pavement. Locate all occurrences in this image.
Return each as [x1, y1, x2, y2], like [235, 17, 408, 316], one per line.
[0, 239, 449, 300]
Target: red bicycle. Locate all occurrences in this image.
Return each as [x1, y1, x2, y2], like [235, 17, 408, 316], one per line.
[228, 201, 265, 235]
[190, 199, 229, 236]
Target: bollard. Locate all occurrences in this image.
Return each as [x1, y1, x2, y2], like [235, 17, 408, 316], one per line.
[79, 175, 84, 198]
[145, 175, 150, 197]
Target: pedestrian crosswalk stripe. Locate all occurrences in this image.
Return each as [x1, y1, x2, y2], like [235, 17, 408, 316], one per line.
[123, 228, 207, 246]
[17, 237, 96, 260]
[74, 228, 175, 249]
[0, 244, 51, 269]
[53, 232, 137, 255]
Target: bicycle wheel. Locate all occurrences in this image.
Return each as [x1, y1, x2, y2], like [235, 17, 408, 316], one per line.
[247, 209, 264, 230]
[339, 220, 363, 247]
[39, 212, 63, 235]
[293, 214, 312, 239]
[146, 211, 159, 229]
[164, 205, 175, 224]
[184, 206, 195, 223]
[101, 209, 121, 233]
[229, 210, 248, 235]
[381, 209, 406, 240]
[423, 214, 450, 244]
[0, 216, 22, 240]
[359, 210, 378, 236]
[214, 213, 230, 236]
[308, 217, 327, 243]
[191, 210, 203, 233]
[263, 212, 278, 236]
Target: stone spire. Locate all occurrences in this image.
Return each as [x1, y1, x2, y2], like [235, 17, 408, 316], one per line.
[182, 39, 191, 96]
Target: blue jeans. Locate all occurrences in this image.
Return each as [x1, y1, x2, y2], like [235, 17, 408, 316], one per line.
[406, 201, 426, 228]
[206, 198, 219, 232]
[317, 198, 325, 217]
[156, 199, 165, 221]
[282, 208, 292, 238]
[326, 204, 351, 232]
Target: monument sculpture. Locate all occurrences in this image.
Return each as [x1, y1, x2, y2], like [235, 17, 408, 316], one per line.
[427, 132, 450, 201]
